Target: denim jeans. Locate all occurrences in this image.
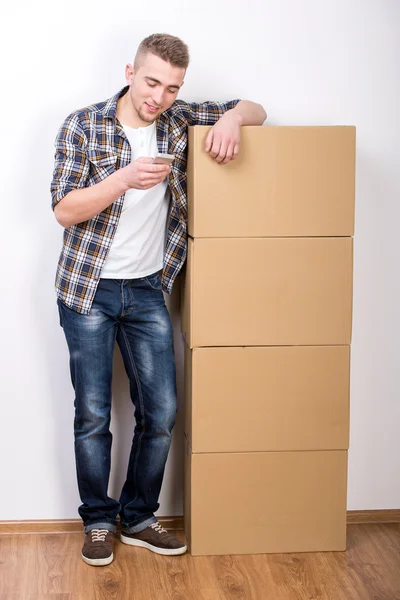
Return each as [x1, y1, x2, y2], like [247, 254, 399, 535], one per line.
[57, 272, 177, 534]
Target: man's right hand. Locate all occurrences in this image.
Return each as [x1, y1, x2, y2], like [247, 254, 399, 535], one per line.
[118, 157, 171, 190]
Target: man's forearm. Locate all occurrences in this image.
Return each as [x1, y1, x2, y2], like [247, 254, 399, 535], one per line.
[54, 171, 129, 228]
[230, 100, 267, 126]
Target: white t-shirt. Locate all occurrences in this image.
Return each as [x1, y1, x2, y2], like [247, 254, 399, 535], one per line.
[100, 121, 170, 279]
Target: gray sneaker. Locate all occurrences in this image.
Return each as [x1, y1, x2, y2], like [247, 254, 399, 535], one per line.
[120, 522, 187, 556]
[82, 529, 114, 566]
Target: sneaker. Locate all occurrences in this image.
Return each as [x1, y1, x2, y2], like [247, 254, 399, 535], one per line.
[120, 522, 187, 556]
[82, 529, 114, 566]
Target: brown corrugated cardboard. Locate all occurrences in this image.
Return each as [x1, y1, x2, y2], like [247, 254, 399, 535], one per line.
[184, 440, 348, 555]
[181, 237, 353, 348]
[187, 126, 355, 238]
[184, 345, 350, 453]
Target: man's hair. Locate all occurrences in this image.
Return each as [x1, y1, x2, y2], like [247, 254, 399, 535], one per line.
[134, 33, 190, 70]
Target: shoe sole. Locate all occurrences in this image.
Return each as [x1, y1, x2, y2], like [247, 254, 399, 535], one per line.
[120, 533, 187, 556]
[81, 552, 114, 566]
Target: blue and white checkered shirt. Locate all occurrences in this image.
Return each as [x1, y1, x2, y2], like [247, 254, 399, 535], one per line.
[51, 86, 240, 314]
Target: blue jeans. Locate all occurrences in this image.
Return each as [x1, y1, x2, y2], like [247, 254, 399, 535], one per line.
[57, 272, 177, 534]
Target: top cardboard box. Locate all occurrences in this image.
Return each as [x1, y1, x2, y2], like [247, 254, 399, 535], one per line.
[187, 126, 356, 237]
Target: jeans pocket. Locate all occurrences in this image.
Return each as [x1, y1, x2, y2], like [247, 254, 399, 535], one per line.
[145, 271, 163, 291]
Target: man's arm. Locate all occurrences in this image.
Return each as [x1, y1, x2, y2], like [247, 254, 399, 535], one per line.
[205, 100, 267, 165]
[175, 98, 266, 166]
[228, 100, 267, 126]
[51, 114, 170, 228]
[54, 174, 130, 228]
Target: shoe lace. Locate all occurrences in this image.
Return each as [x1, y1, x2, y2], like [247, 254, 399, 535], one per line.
[150, 522, 168, 535]
[90, 529, 109, 542]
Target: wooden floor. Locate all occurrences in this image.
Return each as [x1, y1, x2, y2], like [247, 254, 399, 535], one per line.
[1, 524, 399, 599]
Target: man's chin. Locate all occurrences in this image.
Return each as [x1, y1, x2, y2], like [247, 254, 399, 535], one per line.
[139, 105, 161, 123]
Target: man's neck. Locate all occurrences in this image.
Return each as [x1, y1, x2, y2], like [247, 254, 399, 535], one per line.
[116, 92, 152, 129]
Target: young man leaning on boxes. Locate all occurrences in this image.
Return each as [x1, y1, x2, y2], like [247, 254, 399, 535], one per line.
[50, 32, 266, 566]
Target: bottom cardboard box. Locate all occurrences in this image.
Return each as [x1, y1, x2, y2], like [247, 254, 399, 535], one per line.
[184, 442, 347, 555]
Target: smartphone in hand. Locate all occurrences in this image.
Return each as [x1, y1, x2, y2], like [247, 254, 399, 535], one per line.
[152, 153, 175, 166]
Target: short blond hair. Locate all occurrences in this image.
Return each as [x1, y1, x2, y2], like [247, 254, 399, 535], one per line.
[134, 33, 190, 69]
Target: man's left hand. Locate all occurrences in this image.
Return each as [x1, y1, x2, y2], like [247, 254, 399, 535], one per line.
[205, 111, 242, 165]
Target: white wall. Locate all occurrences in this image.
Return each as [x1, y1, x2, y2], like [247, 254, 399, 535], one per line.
[1, 0, 399, 520]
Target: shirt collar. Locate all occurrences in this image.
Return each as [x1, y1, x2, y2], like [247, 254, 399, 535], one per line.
[102, 86, 129, 120]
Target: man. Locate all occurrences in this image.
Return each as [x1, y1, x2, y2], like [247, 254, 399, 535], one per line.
[51, 33, 266, 567]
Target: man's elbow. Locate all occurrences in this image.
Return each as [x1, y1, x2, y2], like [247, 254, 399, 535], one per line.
[258, 103, 267, 123]
[245, 100, 267, 124]
[54, 201, 70, 228]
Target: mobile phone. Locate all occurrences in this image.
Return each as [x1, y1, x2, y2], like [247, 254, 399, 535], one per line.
[152, 153, 175, 166]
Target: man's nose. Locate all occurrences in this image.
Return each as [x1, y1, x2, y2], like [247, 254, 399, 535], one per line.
[151, 89, 164, 106]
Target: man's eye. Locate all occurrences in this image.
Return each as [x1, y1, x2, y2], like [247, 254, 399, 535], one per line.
[147, 82, 156, 87]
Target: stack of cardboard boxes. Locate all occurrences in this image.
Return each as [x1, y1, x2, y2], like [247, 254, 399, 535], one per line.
[181, 125, 356, 556]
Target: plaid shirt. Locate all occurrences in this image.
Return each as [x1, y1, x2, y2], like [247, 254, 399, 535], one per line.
[51, 86, 240, 314]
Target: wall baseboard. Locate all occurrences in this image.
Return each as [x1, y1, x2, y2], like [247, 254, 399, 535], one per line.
[346, 509, 400, 524]
[0, 511, 398, 535]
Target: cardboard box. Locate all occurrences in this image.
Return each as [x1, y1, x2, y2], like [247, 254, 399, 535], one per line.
[187, 126, 355, 238]
[181, 237, 353, 348]
[184, 345, 350, 453]
[184, 442, 348, 555]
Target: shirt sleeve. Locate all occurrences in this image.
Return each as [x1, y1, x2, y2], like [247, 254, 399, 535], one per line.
[174, 99, 241, 126]
[50, 113, 89, 210]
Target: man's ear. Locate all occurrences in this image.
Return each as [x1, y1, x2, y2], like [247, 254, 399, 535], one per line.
[125, 63, 135, 84]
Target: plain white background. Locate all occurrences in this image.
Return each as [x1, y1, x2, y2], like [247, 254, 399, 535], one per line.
[1, 0, 399, 521]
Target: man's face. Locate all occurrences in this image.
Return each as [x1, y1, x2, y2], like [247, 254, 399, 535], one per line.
[126, 53, 185, 123]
